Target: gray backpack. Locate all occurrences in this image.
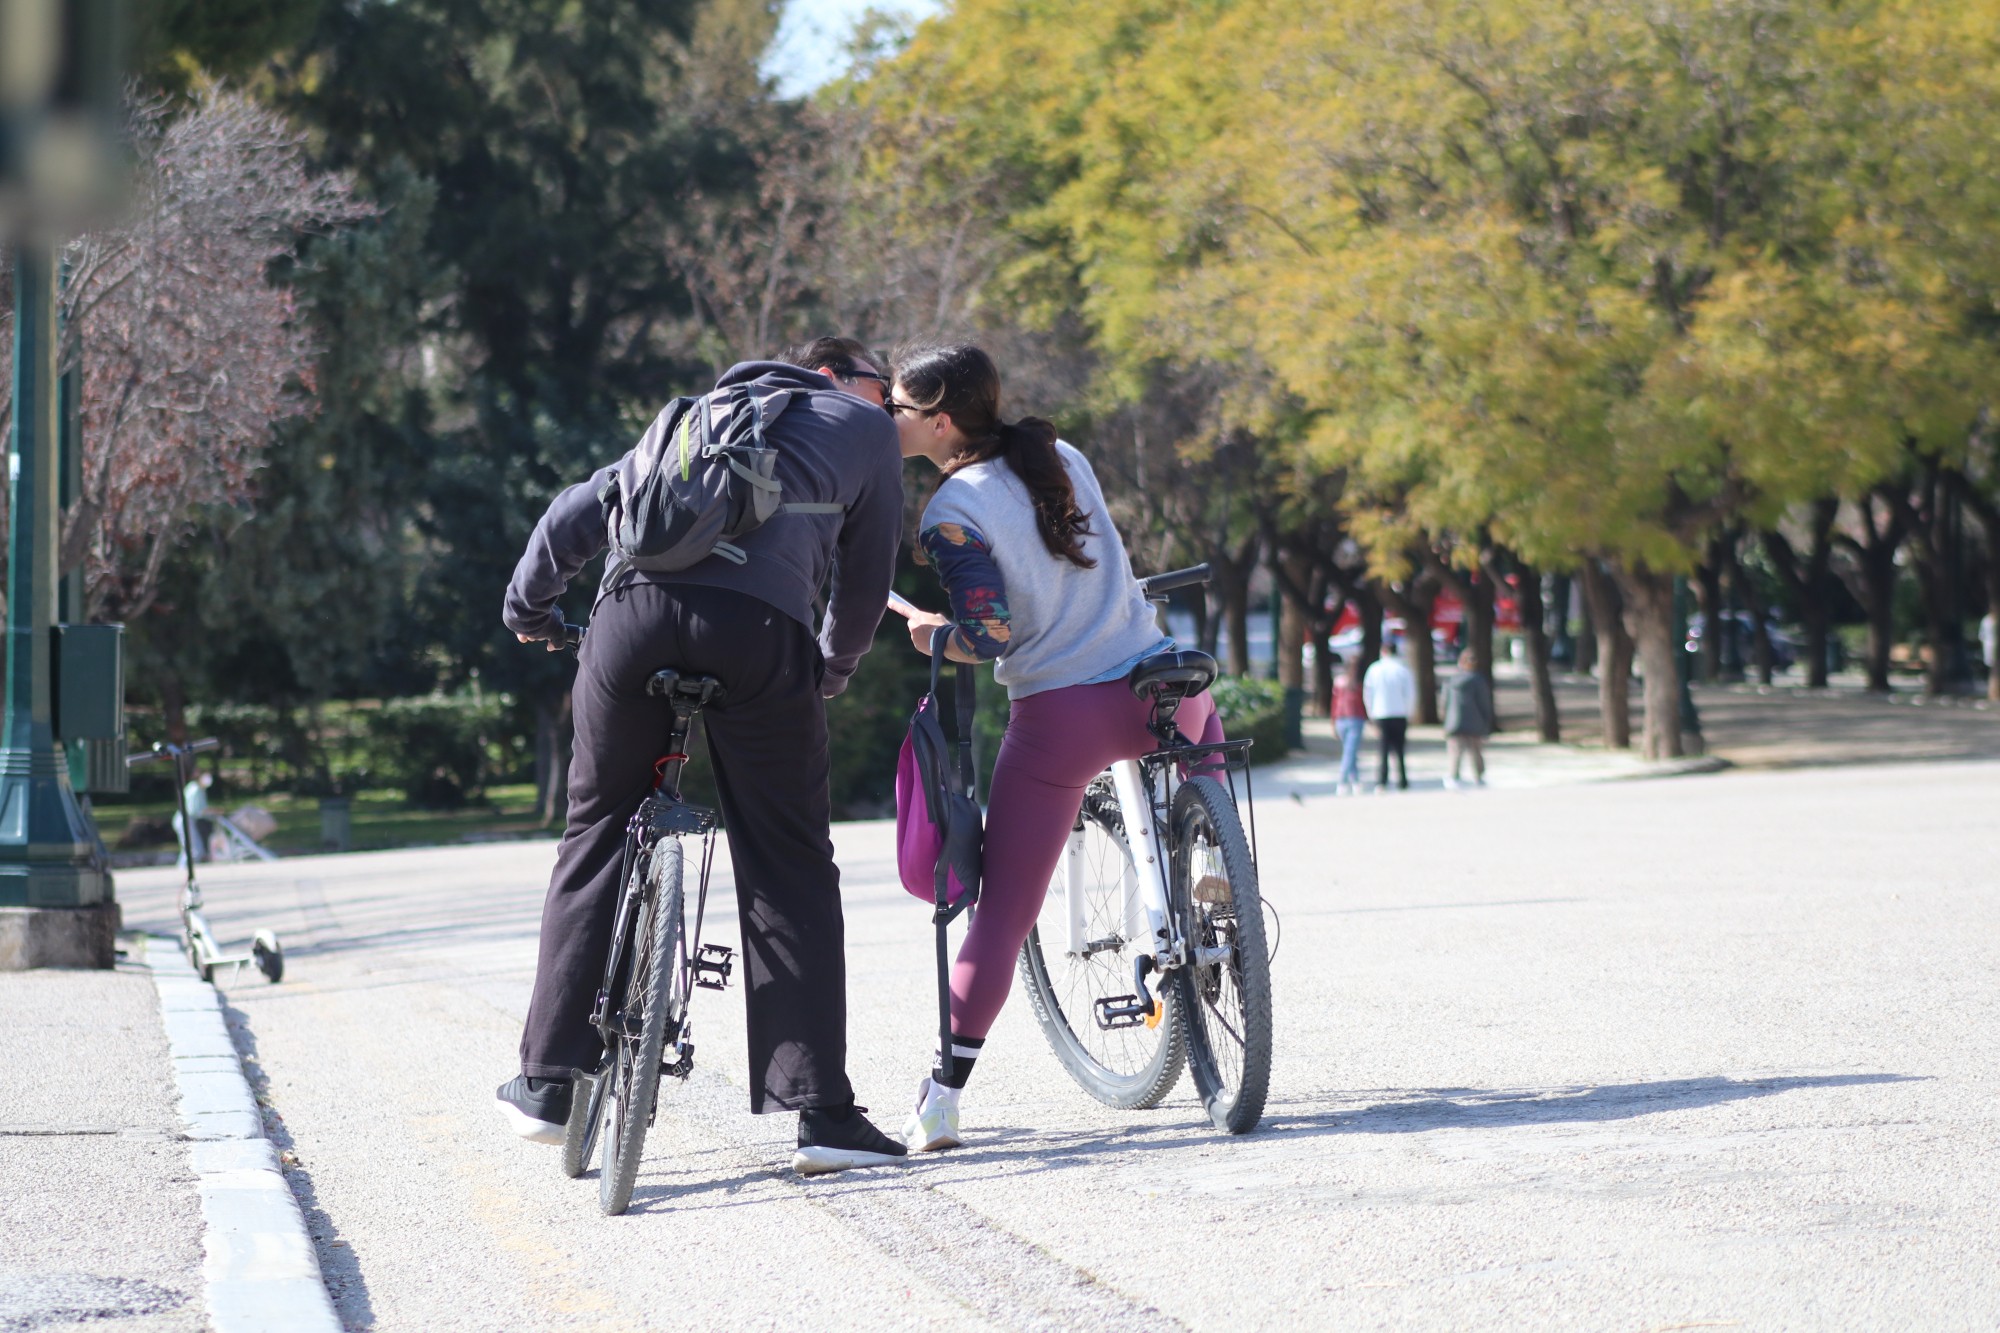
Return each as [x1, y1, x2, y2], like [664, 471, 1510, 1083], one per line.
[597, 378, 844, 582]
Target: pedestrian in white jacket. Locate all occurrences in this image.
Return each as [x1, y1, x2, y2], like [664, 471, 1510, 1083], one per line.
[1363, 642, 1415, 790]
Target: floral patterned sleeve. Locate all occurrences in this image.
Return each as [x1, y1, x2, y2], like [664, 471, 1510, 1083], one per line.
[918, 521, 1012, 661]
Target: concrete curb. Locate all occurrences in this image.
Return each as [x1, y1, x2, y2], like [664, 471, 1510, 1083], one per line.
[140, 935, 342, 1333]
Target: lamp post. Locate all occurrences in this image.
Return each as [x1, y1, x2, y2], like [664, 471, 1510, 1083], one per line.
[0, 245, 112, 967]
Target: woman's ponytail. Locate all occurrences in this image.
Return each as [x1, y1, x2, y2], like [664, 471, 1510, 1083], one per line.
[993, 416, 1095, 568]
[897, 343, 1097, 569]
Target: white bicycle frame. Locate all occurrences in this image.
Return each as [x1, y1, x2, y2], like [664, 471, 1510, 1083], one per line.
[1058, 757, 1186, 984]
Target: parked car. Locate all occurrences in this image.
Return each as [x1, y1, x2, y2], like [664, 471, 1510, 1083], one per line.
[1684, 612, 1797, 672]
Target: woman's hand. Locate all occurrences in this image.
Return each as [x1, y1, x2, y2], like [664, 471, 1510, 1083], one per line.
[905, 611, 951, 656]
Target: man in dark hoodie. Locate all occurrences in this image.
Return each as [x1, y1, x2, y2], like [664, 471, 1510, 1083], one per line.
[495, 337, 907, 1175]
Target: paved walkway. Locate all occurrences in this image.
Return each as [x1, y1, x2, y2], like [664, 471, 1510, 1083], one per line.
[0, 942, 204, 1331]
[95, 757, 2000, 1331]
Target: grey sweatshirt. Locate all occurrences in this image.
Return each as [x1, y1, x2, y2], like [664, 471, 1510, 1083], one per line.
[502, 362, 902, 696]
[920, 441, 1166, 700]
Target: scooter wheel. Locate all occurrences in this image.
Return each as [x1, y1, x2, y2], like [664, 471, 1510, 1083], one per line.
[252, 930, 284, 985]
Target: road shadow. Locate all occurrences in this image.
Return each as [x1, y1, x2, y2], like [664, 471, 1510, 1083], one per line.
[220, 996, 380, 1331]
[892, 1072, 1921, 1186]
[1265, 1072, 1920, 1135]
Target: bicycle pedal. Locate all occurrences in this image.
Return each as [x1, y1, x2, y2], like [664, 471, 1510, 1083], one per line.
[662, 1042, 694, 1079]
[693, 943, 734, 991]
[1093, 994, 1153, 1030]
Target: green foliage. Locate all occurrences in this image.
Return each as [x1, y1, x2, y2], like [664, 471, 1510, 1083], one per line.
[1207, 676, 1288, 763]
[363, 695, 510, 809]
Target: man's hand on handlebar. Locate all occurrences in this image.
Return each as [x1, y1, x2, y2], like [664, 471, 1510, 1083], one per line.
[518, 619, 583, 652]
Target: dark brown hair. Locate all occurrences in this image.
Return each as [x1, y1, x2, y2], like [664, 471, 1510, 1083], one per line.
[780, 335, 878, 378]
[895, 343, 1095, 569]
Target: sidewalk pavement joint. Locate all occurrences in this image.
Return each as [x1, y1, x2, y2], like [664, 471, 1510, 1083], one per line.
[139, 935, 341, 1333]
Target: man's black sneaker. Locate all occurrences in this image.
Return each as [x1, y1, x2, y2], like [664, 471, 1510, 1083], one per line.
[496, 1074, 571, 1145]
[792, 1102, 908, 1176]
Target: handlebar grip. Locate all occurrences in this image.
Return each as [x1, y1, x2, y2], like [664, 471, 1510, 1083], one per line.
[190, 738, 221, 754]
[560, 622, 584, 648]
[125, 750, 159, 768]
[1140, 563, 1212, 598]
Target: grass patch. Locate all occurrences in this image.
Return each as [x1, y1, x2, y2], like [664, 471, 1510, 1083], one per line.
[94, 783, 554, 855]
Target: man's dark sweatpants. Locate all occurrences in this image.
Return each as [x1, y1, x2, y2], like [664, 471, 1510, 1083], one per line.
[1376, 716, 1409, 790]
[519, 582, 849, 1114]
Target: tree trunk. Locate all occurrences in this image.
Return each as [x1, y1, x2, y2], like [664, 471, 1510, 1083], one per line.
[1955, 480, 2000, 701]
[1726, 536, 1774, 685]
[1360, 592, 1383, 673]
[1310, 601, 1338, 717]
[1695, 543, 1725, 683]
[1833, 488, 1910, 693]
[1548, 572, 1574, 668]
[1464, 571, 1495, 677]
[159, 668, 190, 747]
[1580, 562, 1631, 748]
[1511, 562, 1561, 742]
[1574, 578, 1597, 677]
[1378, 571, 1441, 724]
[1905, 470, 1973, 696]
[534, 692, 574, 827]
[1765, 498, 1837, 688]
[1616, 564, 1685, 760]
[1276, 553, 1309, 692]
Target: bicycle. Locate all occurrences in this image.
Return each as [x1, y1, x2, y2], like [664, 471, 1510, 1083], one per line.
[1016, 564, 1274, 1134]
[549, 623, 737, 1216]
[126, 739, 284, 986]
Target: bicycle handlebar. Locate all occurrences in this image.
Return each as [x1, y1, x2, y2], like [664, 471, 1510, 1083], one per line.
[1139, 564, 1212, 599]
[126, 738, 221, 768]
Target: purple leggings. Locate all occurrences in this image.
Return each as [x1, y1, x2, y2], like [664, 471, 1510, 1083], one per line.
[951, 680, 1223, 1040]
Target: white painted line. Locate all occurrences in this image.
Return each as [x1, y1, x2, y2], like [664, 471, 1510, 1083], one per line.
[142, 935, 342, 1333]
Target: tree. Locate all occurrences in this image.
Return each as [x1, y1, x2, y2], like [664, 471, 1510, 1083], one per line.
[0, 89, 367, 643]
[283, 0, 783, 820]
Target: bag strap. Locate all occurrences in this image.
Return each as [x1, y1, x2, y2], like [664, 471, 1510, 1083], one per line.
[929, 623, 974, 1073]
[929, 624, 978, 936]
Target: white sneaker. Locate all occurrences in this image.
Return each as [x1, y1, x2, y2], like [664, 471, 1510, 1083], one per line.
[903, 1077, 962, 1153]
[1443, 777, 1462, 791]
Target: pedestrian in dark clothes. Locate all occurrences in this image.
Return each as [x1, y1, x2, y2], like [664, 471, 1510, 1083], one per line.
[1443, 649, 1495, 789]
[493, 337, 911, 1176]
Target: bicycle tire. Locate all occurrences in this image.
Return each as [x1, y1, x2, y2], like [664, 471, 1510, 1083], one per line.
[1017, 779, 1186, 1109]
[598, 840, 684, 1215]
[561, 1070, 601, 1180]
[1170, 776, 1272, 1134]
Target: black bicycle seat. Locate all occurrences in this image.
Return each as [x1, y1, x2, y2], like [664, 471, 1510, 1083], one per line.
[1127, 649, 1218, 700]
[646, 668, 725, 708]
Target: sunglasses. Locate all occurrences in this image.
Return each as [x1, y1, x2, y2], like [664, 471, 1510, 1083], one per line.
[886, 398, 931, 417]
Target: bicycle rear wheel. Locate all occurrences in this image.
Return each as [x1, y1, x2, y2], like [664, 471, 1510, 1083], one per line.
[1018, 777, 1185, 1109]
[598, 840, 684, 1215]
[1170, 776, 1271, 1134]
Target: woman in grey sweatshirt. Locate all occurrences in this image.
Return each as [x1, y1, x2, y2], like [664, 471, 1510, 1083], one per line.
[886, 344, 1226, 1153]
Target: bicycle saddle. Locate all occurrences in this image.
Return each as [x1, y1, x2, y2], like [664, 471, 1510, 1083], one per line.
[646, 668, 725, 708]
[1127, 649, 1218, 700]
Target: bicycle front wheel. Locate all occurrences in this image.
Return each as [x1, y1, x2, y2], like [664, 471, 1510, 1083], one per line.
[598, 840, 685, 1215]
[1170, 776, 1271, 1134]
[1018, 777, 1186, 1109]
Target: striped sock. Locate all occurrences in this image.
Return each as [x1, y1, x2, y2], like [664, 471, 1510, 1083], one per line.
[935, 1033, 985, 1089]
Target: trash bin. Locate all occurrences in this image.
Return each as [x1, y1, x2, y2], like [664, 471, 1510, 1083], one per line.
[319, 797, 352, 853]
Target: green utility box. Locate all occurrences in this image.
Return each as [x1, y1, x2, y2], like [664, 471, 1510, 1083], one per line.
[54, 624, 127, 794]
